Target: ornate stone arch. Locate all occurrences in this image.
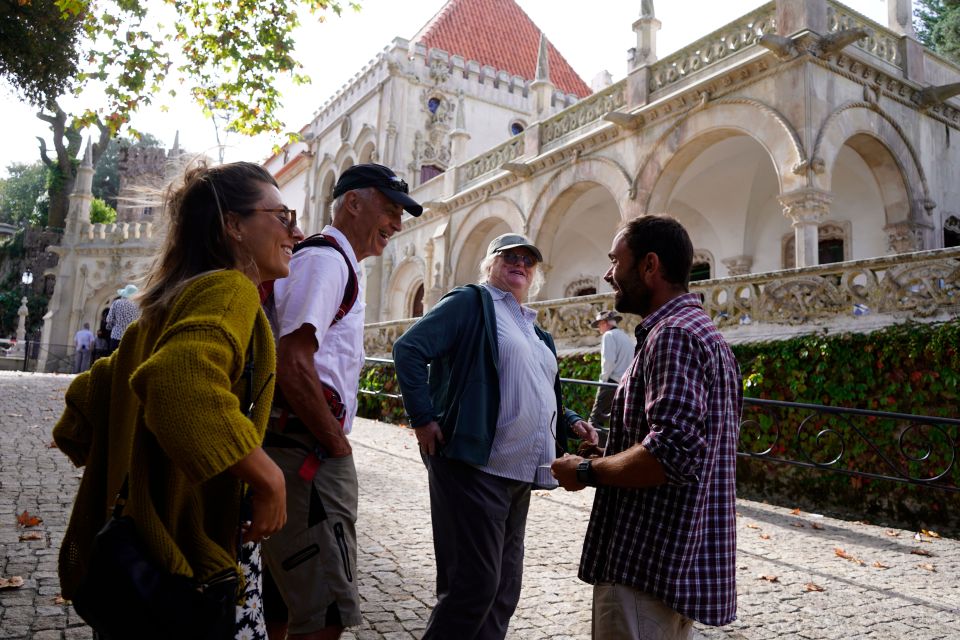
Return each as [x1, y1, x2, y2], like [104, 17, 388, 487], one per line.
[811, 103, 930, 224]
[353, 124, 378, 164]
[450, 197, 525, 285]
[386, 256, 426, 319]
[636, 99, 806, 213]
[526, 156, 632, 239]
[781, 220, 851, 269]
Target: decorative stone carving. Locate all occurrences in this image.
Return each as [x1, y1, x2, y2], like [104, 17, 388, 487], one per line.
[460, 137, 525, 185]
[721, 255, 753, 276]
[340, 115, 352, 142]
[647, 6, 776, 93]
[780, 189, 832, 268]
[884, 221, 928, 254]
[564, 276, 600, 298]
[827, 3, 901, 68]
[540, 80, 626, 147]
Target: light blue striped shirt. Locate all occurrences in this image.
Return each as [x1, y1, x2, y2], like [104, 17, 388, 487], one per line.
[475, 284, 558, 484]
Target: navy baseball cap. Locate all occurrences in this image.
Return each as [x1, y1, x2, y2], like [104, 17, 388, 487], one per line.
[332, 163, 423, 216]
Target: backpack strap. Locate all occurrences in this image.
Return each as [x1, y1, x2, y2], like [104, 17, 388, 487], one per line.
[293, 233, 358, 326]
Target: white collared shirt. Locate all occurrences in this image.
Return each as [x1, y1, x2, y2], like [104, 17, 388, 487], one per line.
[476, 283, 558, 483]
[269, 225, 366, 434]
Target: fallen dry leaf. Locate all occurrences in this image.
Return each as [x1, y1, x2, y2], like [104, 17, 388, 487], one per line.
[0, 576, 25, 590]
[885, 530, 900, 537]
[910, 548, 933, 557]
[46, 441, 58, 449]
[873, 561, 890, 569]
[746, 523, 761, 530]
[918, 563, 936, 572]
[791, 522, 806, 528]
[803, 582, 825, 592]
[921, 529, 941, 539]
[811, 522, 824, 530]
[18, 531, 42, 541]
[790, 507, 801, 515]
[760, 533, 772, 540]
[834, 547, 865, 565]
[757, 574, 779, 583]
[16, 511, 42, 527]
[53, 595, 67, 605]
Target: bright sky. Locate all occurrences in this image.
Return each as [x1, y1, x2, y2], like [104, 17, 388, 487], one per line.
[0, 0, 889, 177]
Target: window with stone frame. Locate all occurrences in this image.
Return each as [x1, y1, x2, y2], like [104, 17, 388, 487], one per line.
[782, 222, 850, 268]
[564, 276, 599, 298]
[690, 250, 713, 282]
[420, 165, 444, 184]
[410, 283, 424, 318]
[945, 215, 960, 248]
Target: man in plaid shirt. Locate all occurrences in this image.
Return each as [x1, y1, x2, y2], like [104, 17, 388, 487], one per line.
[552, 215, 742, 639]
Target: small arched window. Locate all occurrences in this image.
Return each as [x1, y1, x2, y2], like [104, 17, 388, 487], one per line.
[945, 215, 960, 248]
[690, 262, 711, 282]
[427, 97, 442, 114]
[510, 121, 526, 136]
[411, 284, 424, 318]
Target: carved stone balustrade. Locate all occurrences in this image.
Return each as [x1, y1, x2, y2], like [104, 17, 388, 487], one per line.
[363, 247, 960, 355]
[458, 136, 525, 188]
[826, 1, 902, 68]
[647, 3, 777, 94]
[539, 80, 627, 149]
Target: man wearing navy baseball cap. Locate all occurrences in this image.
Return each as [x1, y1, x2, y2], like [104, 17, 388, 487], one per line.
[332, 163, 423, 216]
[262, 163, 421, 639]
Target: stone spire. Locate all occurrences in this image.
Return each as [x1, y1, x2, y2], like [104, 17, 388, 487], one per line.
[888, 0, 915, 37]
[631, 1, 661, 69]
[531, 31, 555, 116]
[66, 140, 95, 231]
[535, 32, 550, 82]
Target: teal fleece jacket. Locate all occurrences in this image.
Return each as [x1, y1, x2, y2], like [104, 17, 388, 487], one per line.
[392, 284, 581, 466]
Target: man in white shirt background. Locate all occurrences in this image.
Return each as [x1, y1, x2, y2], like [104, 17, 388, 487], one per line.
[73, 322, 95, 373]
[588, 310, 635, 428]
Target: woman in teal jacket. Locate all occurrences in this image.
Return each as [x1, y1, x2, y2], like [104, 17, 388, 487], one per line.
[393, 233, 596, 640]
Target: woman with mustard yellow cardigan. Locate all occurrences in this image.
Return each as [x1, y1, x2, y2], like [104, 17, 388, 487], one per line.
[54, 161, 304, 639]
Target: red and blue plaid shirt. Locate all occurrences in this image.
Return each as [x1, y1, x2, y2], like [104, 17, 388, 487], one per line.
[579, 293, 742, 625]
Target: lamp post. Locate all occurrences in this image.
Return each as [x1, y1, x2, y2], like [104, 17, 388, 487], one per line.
[21, 269, 33, 293]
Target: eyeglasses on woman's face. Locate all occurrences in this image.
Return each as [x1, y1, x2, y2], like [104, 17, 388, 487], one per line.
[498, 250, 537, 268]
[247, 206, 298, 232]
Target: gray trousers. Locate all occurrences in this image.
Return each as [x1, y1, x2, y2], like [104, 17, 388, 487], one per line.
[422, 454, 531, 640]
[589, 380, 617, 427]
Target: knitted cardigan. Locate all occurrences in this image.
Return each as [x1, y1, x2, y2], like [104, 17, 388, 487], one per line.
[53, 270, 276, 598]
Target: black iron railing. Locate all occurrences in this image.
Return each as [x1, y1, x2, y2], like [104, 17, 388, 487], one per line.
[361, 357, 960, 493]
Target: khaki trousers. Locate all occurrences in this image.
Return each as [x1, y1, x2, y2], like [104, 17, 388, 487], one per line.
[593, 583, 695, 640]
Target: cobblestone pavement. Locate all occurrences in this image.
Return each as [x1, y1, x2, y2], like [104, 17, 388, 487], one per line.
[1, 371, 958, 639]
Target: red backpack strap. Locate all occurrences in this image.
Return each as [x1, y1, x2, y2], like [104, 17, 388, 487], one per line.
[293, 233, 359, 326]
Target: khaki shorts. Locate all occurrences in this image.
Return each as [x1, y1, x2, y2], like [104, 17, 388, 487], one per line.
[262, 440, 361, 632]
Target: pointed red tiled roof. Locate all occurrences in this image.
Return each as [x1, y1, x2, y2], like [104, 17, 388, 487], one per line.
[412, 0, 592, 97]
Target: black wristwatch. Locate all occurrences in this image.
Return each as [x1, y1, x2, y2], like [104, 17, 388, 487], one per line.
[576, 460, 597, 486]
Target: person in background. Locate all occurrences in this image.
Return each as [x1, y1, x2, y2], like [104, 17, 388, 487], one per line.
[73, 322, 95, 373]
[552, 215, 742, 640]
[393, 232, 597, 640]
[105, 285, 141, 353]
[54, 161, 300, 639]
[587, 310, 634, 428]
[262, 163, 422, 640]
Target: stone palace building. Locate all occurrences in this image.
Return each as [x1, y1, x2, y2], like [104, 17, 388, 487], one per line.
[38, 0, 960, 368]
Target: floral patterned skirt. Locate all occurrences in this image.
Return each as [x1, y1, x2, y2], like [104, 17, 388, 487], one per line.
[235, 542, 267, 640]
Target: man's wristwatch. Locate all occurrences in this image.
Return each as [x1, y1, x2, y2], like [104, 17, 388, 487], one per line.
[576, 460, 597, 486]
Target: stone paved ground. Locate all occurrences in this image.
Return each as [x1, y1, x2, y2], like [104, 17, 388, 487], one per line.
[1, 371, 958, 639]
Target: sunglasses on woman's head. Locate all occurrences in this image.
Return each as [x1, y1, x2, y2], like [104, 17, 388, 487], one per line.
[498, 251, 537, 268]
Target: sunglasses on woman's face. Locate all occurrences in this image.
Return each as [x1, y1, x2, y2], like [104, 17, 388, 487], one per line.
[498, 251, 537, 268]
[249, 207, 297, 232]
